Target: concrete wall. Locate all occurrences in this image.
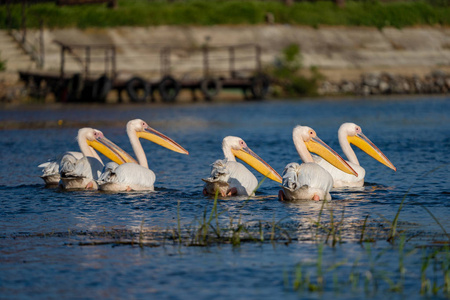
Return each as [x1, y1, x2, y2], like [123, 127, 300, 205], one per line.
[3, 25, 450, 82]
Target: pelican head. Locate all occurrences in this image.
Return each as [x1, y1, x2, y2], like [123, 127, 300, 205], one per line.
[340, 123, 396, 171]
[79, 128, 137, 165]
[128, 119, 189, 155]
[293, 125, 358, 176]
[222, 136, 282, 183]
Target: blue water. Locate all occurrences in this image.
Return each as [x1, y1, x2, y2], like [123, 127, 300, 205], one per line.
[1, 97, 449, 299]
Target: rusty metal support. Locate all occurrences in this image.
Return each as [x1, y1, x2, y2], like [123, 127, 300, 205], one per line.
[104, 48, 109, 76]
[85, 46, 90, 77]
[256, 45, 262, 72]
[229, 46, 235, 78]
[60, 46, 65, 78]
[160, 47, 171, 77]
[203, 45, 209, 78]
[111, 45, 116, 79]
[39, 19, 44, 69]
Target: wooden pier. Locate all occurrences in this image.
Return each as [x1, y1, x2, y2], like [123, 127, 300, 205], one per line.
[18, 41, 270, 103]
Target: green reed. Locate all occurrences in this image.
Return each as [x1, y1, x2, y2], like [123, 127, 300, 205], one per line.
[139, 217, 145, 248]
[66, 169, 450, 298]
[309, 200, 345, 247]
[171, 178, 291, 247]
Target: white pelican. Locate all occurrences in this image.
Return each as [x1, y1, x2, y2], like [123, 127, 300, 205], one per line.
[98, 119, 189, 192]
[314, 123, 396, 187]
[59, 128, 136, 190]
[202, 136, 282, 197]
[279, 125, 358, 201]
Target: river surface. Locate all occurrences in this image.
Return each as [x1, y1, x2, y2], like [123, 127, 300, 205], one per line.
[1, 96, 449, 299]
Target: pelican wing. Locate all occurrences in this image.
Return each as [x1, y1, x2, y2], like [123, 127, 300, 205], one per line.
[60, 154, 102, 180]
[99, 163, 156, 191]
[59, 153, 104, 189]
[203, 159, 258, 196]
[38, 161, 60, 185]
[203, 159, 230, 182]
[282, 162, 333, 200]
[225, 160, 258, 196]
[202, 159, 231, 196]
[38, 161, 59, 176]
[98, 161, 119, 183]
[38, 151, 84, 185]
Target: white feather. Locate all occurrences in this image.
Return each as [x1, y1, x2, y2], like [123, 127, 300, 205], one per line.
[99, 163, 156, 191]
[203, 158, 258, 196]
[282, 162, 333, 200]
[38, 151, 84, 185]
[59, 153, 103, 190]
[38, 161, 60, 185]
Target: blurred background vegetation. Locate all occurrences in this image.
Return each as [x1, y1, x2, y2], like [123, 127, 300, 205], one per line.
[267, 44, 323, 98]
[1, 0, 449, 97]
[1, 0, 450, 29]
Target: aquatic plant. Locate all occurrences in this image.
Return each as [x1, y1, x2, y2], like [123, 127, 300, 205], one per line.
[309, 200, 346, 247]
[284, 240, 450, 297]
[282, 164, 450, 297]
[25, 170, 449, 298]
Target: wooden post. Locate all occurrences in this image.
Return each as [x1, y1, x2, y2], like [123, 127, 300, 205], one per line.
[60, 46, 65, 78]
[85, 46, 90, 77]
[229, 46, 235, 78]
[111, 45, 116, 79]
[256, 45, 261, 72]
[160, 47, 171, 77]
[203, 45, 209, 78]
[104, 47, 109, 76]
[39, 19, 44, 69]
